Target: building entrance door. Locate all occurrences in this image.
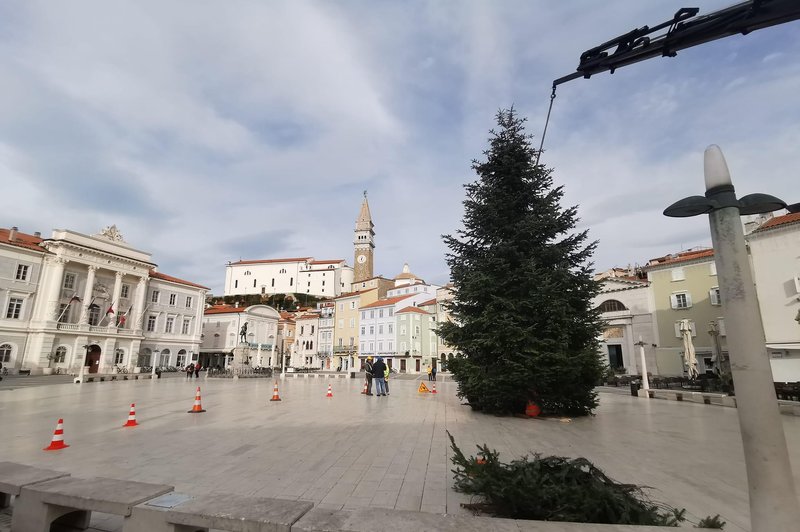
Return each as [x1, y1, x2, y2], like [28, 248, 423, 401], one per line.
[87, 345, 101, 373]
[607, 345, 624, 370]
[415, 359, 420, 372]
[400, 359, 406, 372]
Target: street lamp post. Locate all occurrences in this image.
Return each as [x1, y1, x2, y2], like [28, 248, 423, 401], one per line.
[75, 344, 90, 384]
[152, 349, 160, 378]
[633, 337, 650, 391]
[664, 145, 799, 530]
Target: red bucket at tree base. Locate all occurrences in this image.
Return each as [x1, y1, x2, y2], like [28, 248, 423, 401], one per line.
[525, 402, 541, 417]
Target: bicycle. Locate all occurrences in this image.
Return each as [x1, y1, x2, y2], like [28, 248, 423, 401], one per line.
[54, 367, 63, 375]
[114, 365, 128, 374]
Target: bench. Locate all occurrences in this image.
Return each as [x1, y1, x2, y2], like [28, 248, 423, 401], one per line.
[12, 475, 173, 532]
[18, 369, 31, 376]
[123, 492, 313, 532]
[0, 462, 70, 509]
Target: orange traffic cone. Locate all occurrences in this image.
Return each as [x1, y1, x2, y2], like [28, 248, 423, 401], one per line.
[525, 401, 541, 418]
[326, 384, 333, 398]
[270, 381, 282, 402]
[43, 419, 69, 451]
[360, 380, 368, 394]
[430, 382, 437, 394]
[123, 403, 138, 427]
[187, 387, 206, 413]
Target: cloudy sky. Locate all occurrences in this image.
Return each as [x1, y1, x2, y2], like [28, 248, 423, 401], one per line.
[2, 1, 798, 293]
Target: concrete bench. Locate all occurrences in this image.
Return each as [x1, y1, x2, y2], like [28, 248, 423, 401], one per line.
[12, 475, 173, 532]
[123, 492, 313, 532]
[0, 462, 70, 509]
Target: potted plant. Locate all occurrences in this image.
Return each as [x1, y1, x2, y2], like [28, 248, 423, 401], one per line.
[42, 353, 56, 375]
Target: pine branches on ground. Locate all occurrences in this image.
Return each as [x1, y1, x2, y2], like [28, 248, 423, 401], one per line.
[447, 432, 724, 528]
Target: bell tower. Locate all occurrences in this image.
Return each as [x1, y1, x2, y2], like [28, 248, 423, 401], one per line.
[353, 191, 374, 283]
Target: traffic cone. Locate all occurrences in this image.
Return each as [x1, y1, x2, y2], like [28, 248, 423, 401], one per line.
[43, 419, 69, 451]
[123, 403, 138, 427]
[326, 383, 333, 398]
[360, 380, 368, 394]
[430, 382, 437, 394]
[270, 381, 282, 402]
[187, 387, 206, 413]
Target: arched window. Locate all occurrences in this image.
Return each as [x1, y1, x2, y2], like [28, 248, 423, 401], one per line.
[598, 300, 627, 313]
[0, 343, 12, 363]
[55, 346, 67, 363]
[88, 304, 100, 326]
[160, 349, 171, 366]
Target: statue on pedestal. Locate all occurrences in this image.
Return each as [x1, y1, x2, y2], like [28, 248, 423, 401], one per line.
[239, 322, 248, 344]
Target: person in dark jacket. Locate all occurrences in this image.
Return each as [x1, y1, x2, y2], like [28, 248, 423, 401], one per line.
[372, 357, 387, 396]
[364, 357, 374, 395]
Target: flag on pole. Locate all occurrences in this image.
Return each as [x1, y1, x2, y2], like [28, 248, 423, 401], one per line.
[118, 306, 132, 327]
[106, 304, 115, 316]
[69, 294, 81, 304]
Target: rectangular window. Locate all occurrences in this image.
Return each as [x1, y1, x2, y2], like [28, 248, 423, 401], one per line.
[151, 290, 160, 303]
[63, 272, 76, 290]
[361, 311, 366, 320]
[89, 306, 100, 326]
[271, 278, 275, 287]
[378, 309, 384, 318]
[378, 324, 384, 334]
[185, 296, 193, 308]
[15, 264, 29, 281]
[670, 292, 692, 309]
[58, 304, 68, 323]
[114, 350, 125, 365]
[370, 310, 374, 319]
[182, 319, 190, 335]
[6, 298, 22, 319]
[177, 354, 186, 367]
[360, 326, 365, 335]
[169, 294, 176, 306]
[234, 280, 238, 288]
[311, 325, 315, 334]
[350, 301, 355, 309]
[388, 308, 393, 317]
[710, 287, 721, 306]
[349, 337, 354, 346]
[147, 315, 156, 332]
[671, 267, 685, 281]
[388, 324, 393, 334]
[165, 317, 174, 333]
[338, 338, 343, 347]
[121, 284, 130, 299]
[339, 303, 343, 311]
[388, 341, 393, 351]
[338, 319, 344, 329]
[300, 326, 305, 335]
[322, 280, 325, 286]
[369, 342, 374, 352]
[290, 277, 293, 286]
[349, 318, 354, 328]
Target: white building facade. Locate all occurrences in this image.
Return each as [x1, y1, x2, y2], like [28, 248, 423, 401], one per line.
[199, 304, 280, 369]
[747, 212, 800, 382]
[295, 312, 321, 368]
[224, 258, 353, 299]
[0, 226, 207, 375]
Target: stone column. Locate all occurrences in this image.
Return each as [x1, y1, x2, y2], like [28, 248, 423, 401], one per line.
[132, 277, 147, 331]
[41, 256, 67, 322]
[107, 272, 124, 329]
[79, 266, 97, 325]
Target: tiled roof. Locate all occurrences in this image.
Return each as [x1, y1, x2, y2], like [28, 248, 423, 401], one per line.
[204, 305, 247, 315]
[297, 313, 320, 320]
[334, 288, 377, 300]
[149, 270, 209, 290]
[0, 228, 46, 253]
[418, 298, 437, 307]
[230, 257, 312, 266]
[646, 249, 714, 268]
[360, 294, 414, 309]
[753, 212, 800, 232]
[397, 306, 430, 315]
[309, 259, 344, 264]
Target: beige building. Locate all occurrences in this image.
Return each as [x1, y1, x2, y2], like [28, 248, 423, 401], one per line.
[644, 248, 727, 376]
[747, 212, 800, 381]
[332, 288, 378, 371]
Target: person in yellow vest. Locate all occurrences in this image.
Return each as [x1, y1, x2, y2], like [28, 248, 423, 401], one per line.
[426, 365, 432, 381]
[384, 364, 390, 395]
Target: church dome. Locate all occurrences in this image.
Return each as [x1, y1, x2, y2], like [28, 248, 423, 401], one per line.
[393, 263, 416, 280]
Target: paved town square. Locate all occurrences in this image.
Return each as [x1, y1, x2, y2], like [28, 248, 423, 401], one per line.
[1, 377, 798, 531]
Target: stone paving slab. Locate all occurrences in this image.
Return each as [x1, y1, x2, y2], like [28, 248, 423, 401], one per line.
[1, 377, 799, 532]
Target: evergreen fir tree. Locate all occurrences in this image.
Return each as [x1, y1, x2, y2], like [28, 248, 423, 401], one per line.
[440, 108, 603, 417]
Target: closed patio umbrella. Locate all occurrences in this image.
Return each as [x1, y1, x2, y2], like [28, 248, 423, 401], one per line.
[680, 319, 699, 378]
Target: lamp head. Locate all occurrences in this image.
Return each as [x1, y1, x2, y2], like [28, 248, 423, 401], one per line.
[664, 195, 715, 217]
[704, 145, 732, 189]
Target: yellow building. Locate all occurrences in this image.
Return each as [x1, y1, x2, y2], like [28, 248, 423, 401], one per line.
[332, 288, 378, 371]
[644, 248, 727, 375]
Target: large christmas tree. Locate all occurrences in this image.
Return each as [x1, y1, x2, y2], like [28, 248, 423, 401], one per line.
[440, 108, 603, 417]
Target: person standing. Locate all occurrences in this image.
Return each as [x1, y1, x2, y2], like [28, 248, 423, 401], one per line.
[194, 363, 201, 379]
[364, 356, 374, 396]
[186, 363, 194, 380]
[383, 363, 390, 395]
[426, 365, 432, 381]
[431, 365, 437, 382]
[372, 357, 387, 396]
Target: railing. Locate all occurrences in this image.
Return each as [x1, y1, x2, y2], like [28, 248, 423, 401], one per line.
[333, 346, 355, 353]
[56, 323, 80, 331]
[89, 326, 108, 333]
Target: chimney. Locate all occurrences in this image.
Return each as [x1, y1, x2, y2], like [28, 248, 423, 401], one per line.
[8, 226, 18, 241]
[34, 231, 41, 238]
